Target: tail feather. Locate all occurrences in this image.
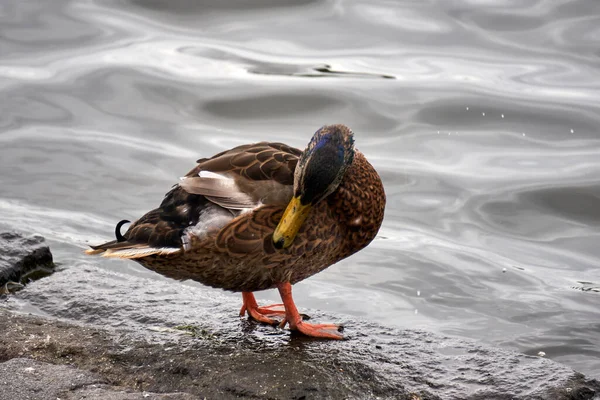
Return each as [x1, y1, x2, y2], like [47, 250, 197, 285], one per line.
[85, 240, 181, 259]
[86, 186, 209, 260]
[84, 248, 107, 255]
[101, 246, 181, 259]
[84, 239, 120, 255]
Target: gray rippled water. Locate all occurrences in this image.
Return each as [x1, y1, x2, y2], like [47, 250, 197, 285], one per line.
[1, 0, 599, 377]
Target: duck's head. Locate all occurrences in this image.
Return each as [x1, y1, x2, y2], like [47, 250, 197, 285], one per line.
[273, 124, 355, 249]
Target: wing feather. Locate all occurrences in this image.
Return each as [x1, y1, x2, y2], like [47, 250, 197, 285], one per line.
[87, 141, 301, 258]
[178, 176, 256, 210]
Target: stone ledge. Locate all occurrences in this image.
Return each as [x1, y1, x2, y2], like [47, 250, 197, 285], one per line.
[0, 308, 598, 400]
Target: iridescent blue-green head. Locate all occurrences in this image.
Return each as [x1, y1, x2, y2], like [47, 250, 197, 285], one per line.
[273, 124, 355, 249]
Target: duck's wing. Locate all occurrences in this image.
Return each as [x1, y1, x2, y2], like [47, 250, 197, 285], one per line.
[179, 141, 301, 209]
[86, 142, 301, 259]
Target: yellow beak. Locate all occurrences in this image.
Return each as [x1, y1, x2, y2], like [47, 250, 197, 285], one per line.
[273, 196, 312, 249]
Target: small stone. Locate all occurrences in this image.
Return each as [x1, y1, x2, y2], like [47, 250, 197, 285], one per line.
[0, 232, 54, 290]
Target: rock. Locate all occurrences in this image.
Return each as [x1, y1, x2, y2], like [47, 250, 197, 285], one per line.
[0, 358, 100, 400]
[0, 232, 54, 293]
[0, 358, 195, 400]
[0, 309, 598, 400]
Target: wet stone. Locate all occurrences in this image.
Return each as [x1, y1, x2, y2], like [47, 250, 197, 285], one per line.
[0, 231, 54, 293]
[0, 308, 598, 400]
[0, 358, 195, 400]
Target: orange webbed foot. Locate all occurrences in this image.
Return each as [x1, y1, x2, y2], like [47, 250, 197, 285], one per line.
[277, 282, 345, 340]
[286, 320, 344, 340]
[240, 292, 285, 325]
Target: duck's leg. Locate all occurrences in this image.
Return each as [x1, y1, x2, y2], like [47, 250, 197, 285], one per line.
[239, 292, 285, 325]
[276, 282, 344, 339]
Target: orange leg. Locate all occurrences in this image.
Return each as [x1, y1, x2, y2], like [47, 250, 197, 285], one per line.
[239, 292, 285, 325]
[277, 282, 344, 340]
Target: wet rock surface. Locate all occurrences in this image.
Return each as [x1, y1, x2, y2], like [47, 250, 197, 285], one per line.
[0, 232, 54, 292]
[0, 308, 598, 400]
[0, 357, 194, 400]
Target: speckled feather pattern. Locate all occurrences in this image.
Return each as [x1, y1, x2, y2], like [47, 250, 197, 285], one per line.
[89, 140, 385, 293]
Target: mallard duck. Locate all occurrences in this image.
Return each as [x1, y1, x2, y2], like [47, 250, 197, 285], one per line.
[87, 124, 385, 339]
